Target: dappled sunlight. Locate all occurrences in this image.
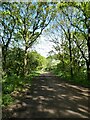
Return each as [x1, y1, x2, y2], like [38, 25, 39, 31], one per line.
[43, 108, 56, 115]
[44, 87, 56, 92]
[26, 95, 32, 99]
[78, 104, 89, 110]
[79, 92, 89, 97]
[69, 96, 81, 101]
[66, 84, 89, 93]
[3, 74, 90, 118]
[38, 96, 45, 100]
[55, 83, 66, 87]
[66, 110, 88, 118]
[78, 108, 88, 113]
[57, 95, 65, 99]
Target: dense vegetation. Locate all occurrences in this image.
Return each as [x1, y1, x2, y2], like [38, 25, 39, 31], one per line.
[45, 2, 90, 86]
[0, 1, 90, 106]
[2, 49, 46, 105]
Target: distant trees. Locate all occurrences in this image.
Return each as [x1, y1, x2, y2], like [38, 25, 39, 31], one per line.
[15, 2, 54, 75]
[5, 47, 46, 76]
[27, 51, 47, 72]
[45, 2, 90, 81]
[0, 2, 55, 76]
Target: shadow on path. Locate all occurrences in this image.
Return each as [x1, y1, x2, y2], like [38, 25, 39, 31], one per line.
[3, 72, 90, 118]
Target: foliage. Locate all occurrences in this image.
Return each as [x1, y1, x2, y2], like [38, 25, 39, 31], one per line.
[2, 94, 13, 106]
[5, 47, 46, 76]
[6, 47, 24, 76]
[51, 61, 89, 87]
[27, 51, 47, 72]
[2, 68, 43, 106]
[45, 2, 90, 81]
[2, 48, 46, 106]
[1, 2, 90, 107]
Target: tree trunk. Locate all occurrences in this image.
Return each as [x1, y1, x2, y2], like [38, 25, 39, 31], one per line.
[68, 29, 73, 79]
[24, 46, 28, 76]
[2, 46, 7, 72]
[0, 44, 2, 77]
[86, 61, 90, 81]
[87, 28, 90, 81]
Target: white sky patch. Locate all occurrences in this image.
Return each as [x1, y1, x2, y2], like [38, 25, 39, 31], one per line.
[32, 35, 54, 58]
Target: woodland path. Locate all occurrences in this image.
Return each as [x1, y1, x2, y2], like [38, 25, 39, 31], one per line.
[3, 72, 90, 118]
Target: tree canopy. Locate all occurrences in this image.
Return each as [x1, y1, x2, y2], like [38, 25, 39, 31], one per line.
[0, 1, 90, 107]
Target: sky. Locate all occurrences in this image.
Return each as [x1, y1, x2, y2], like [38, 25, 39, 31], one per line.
[32, 35, 54, 58]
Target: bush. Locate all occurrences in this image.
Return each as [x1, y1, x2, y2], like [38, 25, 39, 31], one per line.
[2, 73, 33, 106]
[2, 94, 14, 106]
[52, 62, 90, 87]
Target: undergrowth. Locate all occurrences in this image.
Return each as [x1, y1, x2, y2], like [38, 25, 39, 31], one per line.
[2, 71, 40, 106]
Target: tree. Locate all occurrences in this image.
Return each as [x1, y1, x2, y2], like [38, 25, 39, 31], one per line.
[6, 47, 24, 76]
[57, 2, 90, 80]
[69, 2, 90, 81]
[47, 6, 74, 79]
[0, 2, 18, 72]
[15, 2, 55, 75]
[27, 51, 46, 72]
[0, 2, 56, 75]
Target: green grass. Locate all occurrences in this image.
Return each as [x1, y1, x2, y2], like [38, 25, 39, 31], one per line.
[52, 69, 90, 88]
[2, 94, 14, 106]
[2, 71, 41, 106]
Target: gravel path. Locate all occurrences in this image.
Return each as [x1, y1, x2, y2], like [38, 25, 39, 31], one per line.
[2, 72, 90, 118]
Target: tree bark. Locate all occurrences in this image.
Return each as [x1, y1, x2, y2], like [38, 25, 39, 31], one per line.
[2, 46, 7, 72]
[87, 28, 90, 81]
[86, 61, 90, 81]
[24, 45, 28, 76]
[0, 44, 2, 76]
[68, 29, 73, 79]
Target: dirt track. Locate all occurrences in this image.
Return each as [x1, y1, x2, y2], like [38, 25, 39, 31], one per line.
[3, 72, 90, 118]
